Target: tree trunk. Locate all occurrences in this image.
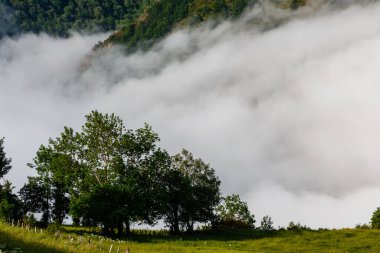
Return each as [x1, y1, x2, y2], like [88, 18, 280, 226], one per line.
[125, 219, 131, 236]
[117, 220, 123, 236]
[186, 220, 194, 233]
[172, 209, 180, 234]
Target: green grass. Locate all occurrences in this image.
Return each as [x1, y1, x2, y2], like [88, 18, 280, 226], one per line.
[1, 223, 380, 252]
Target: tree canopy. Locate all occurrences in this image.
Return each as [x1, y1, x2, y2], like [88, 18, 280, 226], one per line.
[0, 137, 12, 180]
[20, 111, 223, 235]
[215, 194, 255, 229]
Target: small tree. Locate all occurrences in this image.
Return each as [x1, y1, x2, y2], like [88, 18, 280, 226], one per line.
[287, 221, 310, 231]
[371, 208, 380, 229]
[260, 215, 274, 231]
[215, 194, 255, 229]
[0, 180, 23, 223]
[162, 149, 221, 233]
[0, 138, 12, 179]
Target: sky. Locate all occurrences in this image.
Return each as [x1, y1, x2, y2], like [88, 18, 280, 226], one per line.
[1, 0, 380, 228]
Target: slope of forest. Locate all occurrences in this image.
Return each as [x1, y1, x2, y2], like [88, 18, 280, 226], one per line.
[0, 0, 308, 51]
[96, 0, 309, 51]
[0, 0, 152, 37]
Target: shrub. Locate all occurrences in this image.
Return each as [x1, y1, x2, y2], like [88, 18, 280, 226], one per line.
[260, 215, 274, 231]
[371, 208, 380, 229]
[287, 221, 311, 231]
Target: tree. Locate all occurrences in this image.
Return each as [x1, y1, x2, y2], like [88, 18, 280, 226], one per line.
[371, 208, 380, 229]
[162, 149, 221, 233]
[0, 139, 22, 223]
[260, 215, 274, 231]
[19, 177, 51, 226]
[0, 180, 23, 223]
[27, 111, 171, 235]
[215, 194, 255, 229]
[69, 111, 169, 235]
[0, 137, 12, 179]
[287, 221, 310, 231]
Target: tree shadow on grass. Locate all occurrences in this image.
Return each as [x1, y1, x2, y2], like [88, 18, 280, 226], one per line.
[0, 230, 67, 253]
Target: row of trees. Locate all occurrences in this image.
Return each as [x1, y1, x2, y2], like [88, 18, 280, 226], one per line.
[101, 0, 257, 51]
[0, 0, 256, 41]
[0, 0, 153, 37]
[0, 111, 257, 235]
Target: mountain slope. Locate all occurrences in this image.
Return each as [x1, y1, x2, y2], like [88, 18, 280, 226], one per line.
[0, 0, 152, 37]
[96, 0, 314, 52]
[0, 0, 309, 50]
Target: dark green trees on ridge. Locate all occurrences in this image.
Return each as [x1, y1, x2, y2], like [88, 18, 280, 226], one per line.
[0, 0, 153, 37]
[0, 0, 258, 52]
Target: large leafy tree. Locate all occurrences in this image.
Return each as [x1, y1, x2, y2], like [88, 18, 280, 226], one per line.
[26, 112, 223, 235]
[163, 149, 221, 233]
[27, 111, 170, 235]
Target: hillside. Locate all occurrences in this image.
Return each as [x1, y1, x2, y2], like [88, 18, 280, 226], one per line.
[97, 0, 310, 51]
[97, 0, 257, 51]
[0, 0, 309, 50]
[0, 0, 153, 37]
[1, 223, 380, 253]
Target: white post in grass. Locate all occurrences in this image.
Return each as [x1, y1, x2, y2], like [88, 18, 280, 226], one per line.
[116, 246, 120, 253]
[34, 226, 37, 233]
[11, 219, 13, 227]
[126, 248, 130, 253]
[108, 244, 113, 253]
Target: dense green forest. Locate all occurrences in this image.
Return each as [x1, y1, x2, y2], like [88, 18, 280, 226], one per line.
[0, 0, 152, 37]
[0, 0, 308, 51]
[98, 0, 258, 51]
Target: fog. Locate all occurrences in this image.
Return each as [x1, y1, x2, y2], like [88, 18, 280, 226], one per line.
[1, 1, 380, 228]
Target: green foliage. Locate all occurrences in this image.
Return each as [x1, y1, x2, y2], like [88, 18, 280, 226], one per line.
[19, 177, 51, 226]
[1, 0, 257, 51]
[371, 207, 380, 229]
[26, 111, 176, 235]
[99, 0, 257, 51]
[23, 111, 223, 236]
[0, 181, 23, 224]
[0, 0, 152, 37]
[0, 138, 12, 179]
[215, 194, 255, 229]
[287, 221, 311, 231]
[162, 149, 221, 233]
[0, 140, 22, 224]
[260, 215, 274, 231]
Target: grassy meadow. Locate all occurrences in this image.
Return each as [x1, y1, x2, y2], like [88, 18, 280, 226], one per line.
[1, 223, 380, 252]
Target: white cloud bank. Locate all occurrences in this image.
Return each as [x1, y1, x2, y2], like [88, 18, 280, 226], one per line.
[1, 1, 380, 228]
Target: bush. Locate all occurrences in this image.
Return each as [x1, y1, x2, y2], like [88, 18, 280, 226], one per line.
[371, 208, 380, 229]
[355, 223, 371, 229]
[260, 215, 274, 231]
[287, 221, 311, 231]
[215, 194, 255, 230]
[47, 223, 63, 234]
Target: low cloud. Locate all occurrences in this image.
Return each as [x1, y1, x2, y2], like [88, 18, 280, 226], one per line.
[1, 1, 380, 227]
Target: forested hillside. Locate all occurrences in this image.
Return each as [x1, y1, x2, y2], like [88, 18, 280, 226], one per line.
[98, 0, 258, 51]
[0, 0, 308, 51]
[0, 0, 152, 37]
